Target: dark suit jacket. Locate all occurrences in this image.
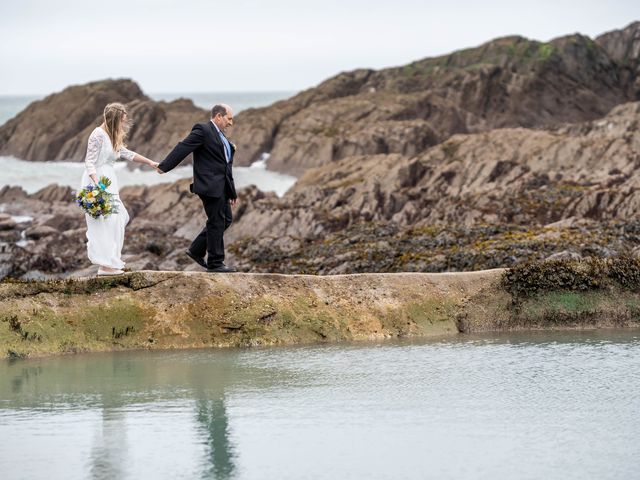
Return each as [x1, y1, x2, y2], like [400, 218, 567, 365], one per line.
[158, 121, 237, 199]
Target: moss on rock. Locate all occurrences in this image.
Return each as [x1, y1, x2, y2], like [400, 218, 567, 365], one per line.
[1, 267, 639, 358]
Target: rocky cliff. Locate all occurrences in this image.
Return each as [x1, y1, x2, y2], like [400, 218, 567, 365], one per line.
[230, 22, 640, 174]
[0, 79, 208, 162]
[596, 21, 640, 82]
[3, 23, 639, 176]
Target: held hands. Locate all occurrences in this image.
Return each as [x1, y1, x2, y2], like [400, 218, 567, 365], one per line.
[151, 161, 165, 174]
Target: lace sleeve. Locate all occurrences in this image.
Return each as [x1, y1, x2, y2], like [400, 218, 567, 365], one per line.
[84, 129, 103, 175]
[119, 147, 136, 161]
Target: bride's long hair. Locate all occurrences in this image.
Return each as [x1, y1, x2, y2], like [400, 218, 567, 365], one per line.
[102, 103, 131, 151]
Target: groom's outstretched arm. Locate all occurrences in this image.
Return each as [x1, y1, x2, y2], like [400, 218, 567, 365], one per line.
[158, 124, 205, 173]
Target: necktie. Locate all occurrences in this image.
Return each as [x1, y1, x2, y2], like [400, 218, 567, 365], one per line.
[219, 133, 231, 162]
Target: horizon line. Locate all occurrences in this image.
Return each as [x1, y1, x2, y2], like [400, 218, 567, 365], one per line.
[0, 88, 300, 98]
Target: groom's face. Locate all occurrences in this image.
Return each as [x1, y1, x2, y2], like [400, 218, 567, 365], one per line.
[214, 109, 234, 132]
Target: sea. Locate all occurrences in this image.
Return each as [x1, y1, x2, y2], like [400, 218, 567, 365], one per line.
[0, 91, 297, 196]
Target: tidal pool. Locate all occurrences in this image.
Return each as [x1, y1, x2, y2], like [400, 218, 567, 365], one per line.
[1, 330, 639, 479]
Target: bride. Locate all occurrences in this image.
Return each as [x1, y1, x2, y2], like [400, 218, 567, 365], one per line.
[81, 102, 159, 276]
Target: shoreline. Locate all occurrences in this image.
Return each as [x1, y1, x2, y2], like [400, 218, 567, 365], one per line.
[2, 268, 639, 359]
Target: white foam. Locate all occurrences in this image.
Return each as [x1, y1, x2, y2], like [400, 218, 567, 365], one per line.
[0, 154, 296, 197]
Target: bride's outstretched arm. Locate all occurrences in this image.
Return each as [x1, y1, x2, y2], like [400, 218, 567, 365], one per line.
[119, 148, 159, 169]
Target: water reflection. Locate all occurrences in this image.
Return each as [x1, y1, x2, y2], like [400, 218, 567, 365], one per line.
[89, 407, 128, 480]
[189, 356, 238, 480]
[0, 350, 250, 479]
[1, 332, 640, 480]
[196, 397, 234, 479]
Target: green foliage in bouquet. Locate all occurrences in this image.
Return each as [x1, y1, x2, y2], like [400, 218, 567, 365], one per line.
[75, 176, 120, 219]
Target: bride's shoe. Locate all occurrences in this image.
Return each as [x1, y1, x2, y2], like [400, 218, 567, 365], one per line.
[97, 268, 125, 276]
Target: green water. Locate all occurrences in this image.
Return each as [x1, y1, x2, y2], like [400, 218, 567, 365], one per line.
[1, 330, 639, 479]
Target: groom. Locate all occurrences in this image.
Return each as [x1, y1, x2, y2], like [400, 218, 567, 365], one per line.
[158, 104, 238, 273]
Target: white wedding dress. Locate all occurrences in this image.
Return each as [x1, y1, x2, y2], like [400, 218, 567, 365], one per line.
[80, 127, 136, 269]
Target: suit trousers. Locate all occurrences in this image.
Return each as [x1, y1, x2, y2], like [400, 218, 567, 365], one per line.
[190, 194, 233, 268]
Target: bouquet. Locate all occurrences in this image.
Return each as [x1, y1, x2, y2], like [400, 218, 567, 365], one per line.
[75, 176, 120, 219]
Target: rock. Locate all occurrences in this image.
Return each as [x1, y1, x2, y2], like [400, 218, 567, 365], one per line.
[63, 265, 97, 278]
[545, 251, 583, 262]
[124, 97, 209, 161]
[0, 268, 532, 358]
[62, 228, 87, 239]
[19, 270, 60, 281]
[0, 186, 28, 202]
[596, 21, 640, 94]
[3, 24, 640, 279]
[174, 215, 204, 240]
[581, 245, 615, 258]
[327, 263, 350, 275]
[24, 225, 59, 240]
[0, 79, 144, 161]
[0, 79, 207, 162]
[228, 100, 640, 247]
[32, 184, 74, 202]
[231, 24, 639, 174]
[0, 214, 16, 231]
[545, 217, 579, 229]
[121, 254, 154, 272]
[0, 230, 20, 242]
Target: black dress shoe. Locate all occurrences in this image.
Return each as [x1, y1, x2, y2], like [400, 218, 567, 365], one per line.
[185, 250, 207, 269]
[207, 264, 238, 273]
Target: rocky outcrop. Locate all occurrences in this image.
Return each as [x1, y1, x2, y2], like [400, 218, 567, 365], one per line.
[229, 101, 640, 236]
[2, 23, 639, 176]
[0, 270, 478, 357]
[1, 266, 639, 358]
[221, 100, 640, 273]
[231, 23, 640, 174]
[2, 100, 640, 278]
[0, 179, 271, 279]
[0, 79, 143, 161]
[0, 79, 208, 162]
[3, 24, 640, 279]
[596, 21, 640, 90]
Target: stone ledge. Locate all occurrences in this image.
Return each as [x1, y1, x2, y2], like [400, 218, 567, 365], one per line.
[1, 269, 638, 358]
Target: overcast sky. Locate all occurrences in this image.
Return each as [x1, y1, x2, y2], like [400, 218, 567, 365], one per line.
[1, 0, 639, 95]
